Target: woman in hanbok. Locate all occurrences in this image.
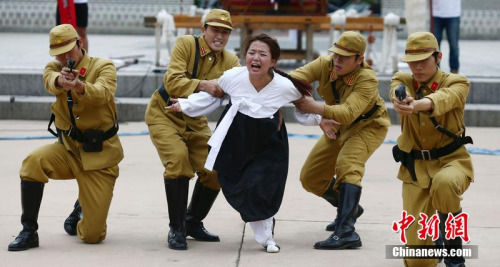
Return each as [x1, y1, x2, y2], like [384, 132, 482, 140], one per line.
[168, 34, 329, 253]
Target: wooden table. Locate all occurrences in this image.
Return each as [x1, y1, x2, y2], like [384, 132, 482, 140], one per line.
[150, 15, 330, 62]
[145, 15, 395, 65]
[231, 15, 330, 62]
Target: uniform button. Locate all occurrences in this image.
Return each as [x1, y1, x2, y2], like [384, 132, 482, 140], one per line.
[208, 57, 213, 61]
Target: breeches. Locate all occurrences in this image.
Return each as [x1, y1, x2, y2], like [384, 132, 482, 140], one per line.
[19, 142, 118, 244]
[300, 125, 387, 196]
[402, 166, 470, 267]
[148, 123, 220, 190]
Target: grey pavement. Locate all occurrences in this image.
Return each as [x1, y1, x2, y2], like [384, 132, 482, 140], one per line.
[1, 120, 500, 267]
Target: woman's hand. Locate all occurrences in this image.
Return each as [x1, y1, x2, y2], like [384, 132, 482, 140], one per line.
[320, 118, 341, 140]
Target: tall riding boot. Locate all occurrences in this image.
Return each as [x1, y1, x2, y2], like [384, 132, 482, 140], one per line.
[322, 177, 364, 232]
[8, 180, 44, 251]
[439, 211, 466, 267]
[164, 178, 189, 250]
[64, 199, 82, 236]
[314, 183, 362, 250]
[185, 178, 220, 242]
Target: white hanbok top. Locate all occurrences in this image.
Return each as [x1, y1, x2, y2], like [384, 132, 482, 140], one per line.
[178, 66, 321, 170]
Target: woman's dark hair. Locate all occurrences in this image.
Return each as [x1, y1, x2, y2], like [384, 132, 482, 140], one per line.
[244, 33, 312, 96]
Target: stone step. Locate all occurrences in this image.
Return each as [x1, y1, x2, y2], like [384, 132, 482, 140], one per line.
[1, 71, 500, 104]
[2, 95, 500, 127]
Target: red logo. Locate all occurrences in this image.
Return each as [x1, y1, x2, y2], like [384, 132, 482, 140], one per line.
[417, 212, 440, 241]
[392, 210, 415, 244]
[413, 80, 419, 90]
[444, 212, 470, 242]
[79, 67, 87, 76]
[393, 211, 470, 244]
[329, 71, 336, 81]
[430, 82, 438, 91]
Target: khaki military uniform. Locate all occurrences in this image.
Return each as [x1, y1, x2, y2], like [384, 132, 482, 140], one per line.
[390, 70, 473, 267]
[291, 55, 390, 195]
[145, 35, 239, 190]
[20, 51, 123, 243]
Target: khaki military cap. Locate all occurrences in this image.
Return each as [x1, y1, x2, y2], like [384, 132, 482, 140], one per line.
[402, 32, 440, 62]
[204, 9, 233, 30]
[328, 31, 366, 56]
[49, 24, 79, 56]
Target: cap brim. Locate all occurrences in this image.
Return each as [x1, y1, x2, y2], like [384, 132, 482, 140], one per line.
[49, 42, 76, 56]
[328, 46, 357, 56]
[206, 22, 233, 30]
[401, 52, 433, 62]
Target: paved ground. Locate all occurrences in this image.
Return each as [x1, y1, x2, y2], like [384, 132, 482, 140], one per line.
[1, 120, 499, 267]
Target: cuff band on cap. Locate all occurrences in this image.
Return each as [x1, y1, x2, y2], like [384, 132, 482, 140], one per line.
[334, 43, 359, 54]
[405, 47, 436, 54]
[205, 19, 233, 28]
[50, 38, 78, 49]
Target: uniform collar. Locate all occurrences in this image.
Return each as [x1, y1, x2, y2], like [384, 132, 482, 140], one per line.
[328, 56, 363, 85]
[75, 49, 90, 77]
[413, 68, 442, 92]
[199, 36, 223, 57]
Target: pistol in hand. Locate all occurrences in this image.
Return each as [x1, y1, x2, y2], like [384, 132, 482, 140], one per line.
[395, 84, 407, 101]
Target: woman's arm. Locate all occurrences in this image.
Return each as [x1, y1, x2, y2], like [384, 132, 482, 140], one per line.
[167, 91, 224, 117]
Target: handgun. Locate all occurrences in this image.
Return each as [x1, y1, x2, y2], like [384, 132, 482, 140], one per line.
[66, 59, 75, 73]
[395, 84, 407, 101]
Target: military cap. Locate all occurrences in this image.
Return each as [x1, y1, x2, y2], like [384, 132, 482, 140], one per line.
[204, 9, 233, 30]
[49, 24, 79, 56]
[402, 32, 440, 62]
[328, 31, 366, 56]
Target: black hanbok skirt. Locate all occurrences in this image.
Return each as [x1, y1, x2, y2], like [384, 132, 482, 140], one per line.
[213, 108, 289, 222]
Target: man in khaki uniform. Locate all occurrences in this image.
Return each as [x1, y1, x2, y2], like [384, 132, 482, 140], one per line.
[145, 9, 239, 250]
[8, 24, 123, 251]
[391, 32, 473, 267]
[292, 31, 390, 249]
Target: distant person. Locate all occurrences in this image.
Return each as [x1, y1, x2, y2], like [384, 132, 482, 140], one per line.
[432, 0, 461, 73]
[56, 0, 89, 52]
[8, 24, 122, 251]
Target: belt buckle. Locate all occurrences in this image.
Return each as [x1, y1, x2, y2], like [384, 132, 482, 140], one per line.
[420, 150, 431, 160]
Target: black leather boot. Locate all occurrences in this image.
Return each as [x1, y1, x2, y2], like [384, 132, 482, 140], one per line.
[439, 211, 466, 267]
[8, 180, 44, 251]
[185, 179, 220, 242]
[322, 178, 364, 232]
[64, 200, 81, 236]
[314, 183, 362, 250]
[164, 178, 189, 250]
